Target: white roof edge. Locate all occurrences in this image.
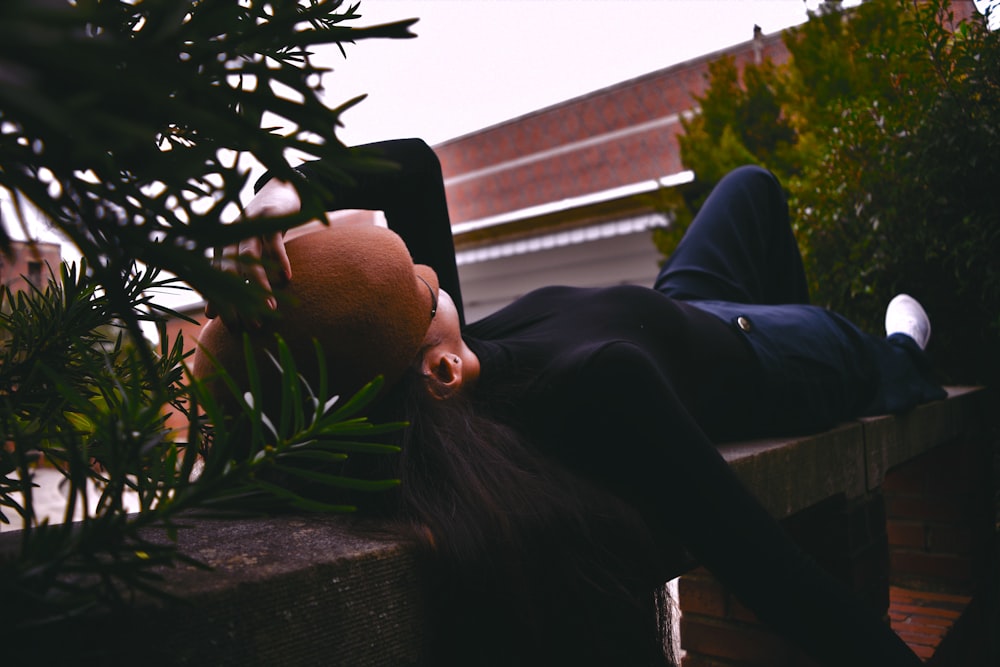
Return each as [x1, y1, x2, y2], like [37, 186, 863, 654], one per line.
[451, 170, 694, 236]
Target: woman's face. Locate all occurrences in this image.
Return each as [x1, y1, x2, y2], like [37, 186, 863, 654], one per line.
[420, 288, 480, 396]
[423, 288, 460, 345]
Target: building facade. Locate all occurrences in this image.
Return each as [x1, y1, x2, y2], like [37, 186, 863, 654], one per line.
[437, 30, 788, 319]
[1, 240, 62, 297]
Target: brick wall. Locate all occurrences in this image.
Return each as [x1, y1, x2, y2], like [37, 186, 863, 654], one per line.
[884, 437, 995, 594]
[435, 33, 789, 226]
[677, 398, 996, 666]
[0, 239, 61, 294]
[678, 493, 890, 667]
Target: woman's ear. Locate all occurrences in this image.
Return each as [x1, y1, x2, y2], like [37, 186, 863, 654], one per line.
[421, 349, 464, 400]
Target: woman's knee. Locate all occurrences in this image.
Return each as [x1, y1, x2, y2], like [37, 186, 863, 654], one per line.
[718, 164, 783, 197]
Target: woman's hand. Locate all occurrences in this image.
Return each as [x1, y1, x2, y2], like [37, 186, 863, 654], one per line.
[205, 177, 299, 326]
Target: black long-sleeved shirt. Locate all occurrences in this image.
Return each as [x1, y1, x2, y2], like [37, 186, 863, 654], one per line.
[452, 282, 921, 667]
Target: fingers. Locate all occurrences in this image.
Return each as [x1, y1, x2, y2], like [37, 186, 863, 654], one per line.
[238, 236, 270, 294]
[261, 231, 292, 286]
[205, 248, 237, 321]
[204, 176, 303, 327]
[205, 236, 281, 329]
[238, 177, 299, 292]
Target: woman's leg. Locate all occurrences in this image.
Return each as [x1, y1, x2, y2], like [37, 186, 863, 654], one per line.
[655, 165, 809, 305]
[654, 165, 946, 424]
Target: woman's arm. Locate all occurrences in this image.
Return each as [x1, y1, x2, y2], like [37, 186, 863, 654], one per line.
[294, 139, 464, 323]
[209, 139, 466, 326]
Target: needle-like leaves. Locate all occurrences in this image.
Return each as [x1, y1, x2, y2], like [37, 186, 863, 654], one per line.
[0, 0, 414, 633]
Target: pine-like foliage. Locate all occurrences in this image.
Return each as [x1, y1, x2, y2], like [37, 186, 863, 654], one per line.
[0, 0, 415, 629]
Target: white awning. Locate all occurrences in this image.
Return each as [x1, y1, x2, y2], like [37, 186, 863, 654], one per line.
[456, 211, 669, 266]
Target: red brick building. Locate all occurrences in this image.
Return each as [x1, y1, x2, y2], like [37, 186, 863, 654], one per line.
[437, 29, 788, 319]
[0, 189, 63, 295]
[1, 240, 61, 296]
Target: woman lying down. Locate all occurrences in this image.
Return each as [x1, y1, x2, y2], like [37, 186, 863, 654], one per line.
[196, 139, 944, 666]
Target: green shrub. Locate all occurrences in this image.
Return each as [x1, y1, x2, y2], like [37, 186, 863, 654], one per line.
[663, 0, 1000, 385]
[791, 0, 1000, 385]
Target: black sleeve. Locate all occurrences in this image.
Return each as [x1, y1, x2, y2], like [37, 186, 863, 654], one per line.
[542, 342, 921, 667]
[259, 139, 466, 326]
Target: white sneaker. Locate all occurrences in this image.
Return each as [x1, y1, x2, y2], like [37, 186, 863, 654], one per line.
[885, 294, 931, 350]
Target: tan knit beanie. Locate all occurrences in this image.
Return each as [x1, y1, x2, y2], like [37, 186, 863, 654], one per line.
[193, 223, 439, 411]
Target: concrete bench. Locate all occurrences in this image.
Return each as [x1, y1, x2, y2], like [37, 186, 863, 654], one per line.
[5, 386, 993, 666]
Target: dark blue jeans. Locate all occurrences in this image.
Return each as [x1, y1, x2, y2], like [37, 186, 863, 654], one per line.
[655, 165, 944, 434]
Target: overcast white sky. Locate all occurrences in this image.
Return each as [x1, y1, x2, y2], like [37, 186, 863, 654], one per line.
[322, 0, 997, 146]
[321, 0, 995, 148]
[323, 0, 828, 146]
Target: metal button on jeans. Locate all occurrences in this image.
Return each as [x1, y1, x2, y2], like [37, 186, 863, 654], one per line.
[737, 315, 752, 332]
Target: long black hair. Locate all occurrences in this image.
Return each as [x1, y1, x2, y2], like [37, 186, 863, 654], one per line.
[376, 368, 677, 667]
